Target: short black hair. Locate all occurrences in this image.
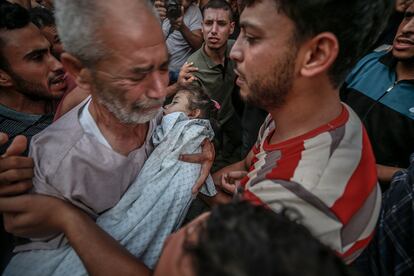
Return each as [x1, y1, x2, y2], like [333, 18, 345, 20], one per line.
[242, 0, 393, 88]
[30, 6, 55, 28]
[186, 201, 354, 276]
[202, 0, 234, 21]
[0, 3, 31, 70]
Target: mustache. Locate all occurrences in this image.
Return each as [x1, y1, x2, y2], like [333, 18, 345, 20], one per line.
[132, 98, 165, 109]
[48, 69, 66, 85]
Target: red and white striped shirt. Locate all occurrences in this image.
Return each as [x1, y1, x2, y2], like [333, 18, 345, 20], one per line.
[241, 104, 380, 264]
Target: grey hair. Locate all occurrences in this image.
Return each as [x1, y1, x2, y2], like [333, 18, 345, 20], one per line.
[54, 0, 157, 68]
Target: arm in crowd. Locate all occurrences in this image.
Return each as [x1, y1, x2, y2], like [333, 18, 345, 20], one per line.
[166, 62, 199, 97]
[1, 194, 150, 276]
[176, 17, 203, 50]
[153, 0, 203, 51]
[377, 164, 403, 183]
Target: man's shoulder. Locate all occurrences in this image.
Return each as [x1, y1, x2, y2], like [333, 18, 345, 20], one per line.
[187, 47, 205, 64]
[346, 50, 391, 83]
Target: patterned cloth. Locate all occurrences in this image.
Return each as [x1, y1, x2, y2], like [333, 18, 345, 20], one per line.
[241, 104, 381, 264]
[354, 154, 414, 276]
[4, 112, 216, 275]
[14, 98, 158, 251]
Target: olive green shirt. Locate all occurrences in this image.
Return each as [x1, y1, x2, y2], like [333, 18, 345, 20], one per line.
[187, 40, 236, 125]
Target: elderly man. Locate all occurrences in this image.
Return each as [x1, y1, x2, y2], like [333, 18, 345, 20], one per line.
[0, 0, 213, 273]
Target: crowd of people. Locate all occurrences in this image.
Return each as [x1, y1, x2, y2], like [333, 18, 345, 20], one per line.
[0, 0, 413, 275]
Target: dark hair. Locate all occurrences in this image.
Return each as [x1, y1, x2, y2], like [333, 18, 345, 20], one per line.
[242, 0, 393, 88]
[186, 201, 354, 276]
[0, 3, 31, 70]
[175, 84, 223, 149]
[202, 0, 234, 21]
[30, 6, 55, 28]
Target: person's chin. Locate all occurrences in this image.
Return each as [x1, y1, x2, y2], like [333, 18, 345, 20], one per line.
[392, 48, 414, 61]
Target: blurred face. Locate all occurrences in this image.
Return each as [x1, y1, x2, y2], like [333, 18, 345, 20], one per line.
[90, 9, 169, 125]
[41, 25, 64, 59]
[202, 8, 234, 51]
[154, 212, 210, 276]
[230, 0, 298, 110]
[0, 23, 67, 99]
[393, 3, 414, 61]
[164, 91, 191, 115]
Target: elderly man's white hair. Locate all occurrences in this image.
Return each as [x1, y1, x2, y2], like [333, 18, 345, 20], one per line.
[54, 0, 157, 67]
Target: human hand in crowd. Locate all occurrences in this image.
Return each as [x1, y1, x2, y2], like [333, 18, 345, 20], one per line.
[170, 6, 185, 30]
[178, 62, 198, 86]
[0, 194, 72, 239]
[154, 0, 167, 21]
[179, 139, 215, 195]
[0, 133, 33, 196]
[220, 171, 248, 194]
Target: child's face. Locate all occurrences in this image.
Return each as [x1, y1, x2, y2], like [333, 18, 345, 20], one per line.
[164, 92, 191, 115]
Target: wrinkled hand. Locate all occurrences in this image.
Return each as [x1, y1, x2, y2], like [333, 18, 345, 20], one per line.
[220, 171, 248, 194]
[0, 194, 72, 239]
[0, 133, 33, 196]
[179, 139, 215, 195]
[154, 0, 167, 21]
[178, 62, 198, 86]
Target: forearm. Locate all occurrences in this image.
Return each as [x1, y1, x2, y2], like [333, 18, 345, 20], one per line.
[180, 25, 203, 50]
[212, 150, 253, 184]
[377, 164, 402, 182]
[62, 206, 150, 276]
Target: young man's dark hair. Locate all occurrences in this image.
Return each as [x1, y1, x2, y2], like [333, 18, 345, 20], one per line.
[0, 3, 31, 70]
[241, 0, 392, 87]
[186, 202, 354, 276]
[30, 6, 54, 28]
[201, 0, 233, 21]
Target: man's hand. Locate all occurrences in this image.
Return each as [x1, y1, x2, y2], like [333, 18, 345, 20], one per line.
[179, 139, 215, 195]
[154, 0, 167, 21]
[0, 134, 33, 196]
[178, 62, 198, 86]
[0, 194, 70, 239]
[220, 171, 248, 195]
[170, 6, 185, 30]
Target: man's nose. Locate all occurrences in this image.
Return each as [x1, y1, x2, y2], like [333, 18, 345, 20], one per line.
[147, 71, 169, 99]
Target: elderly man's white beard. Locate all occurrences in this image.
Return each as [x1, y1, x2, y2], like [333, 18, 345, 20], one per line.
[96, 92, 164, 125]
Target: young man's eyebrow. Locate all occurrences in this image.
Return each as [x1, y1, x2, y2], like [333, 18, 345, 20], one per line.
[239, 21, 261, 32]
[24, 48, 48, 60]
